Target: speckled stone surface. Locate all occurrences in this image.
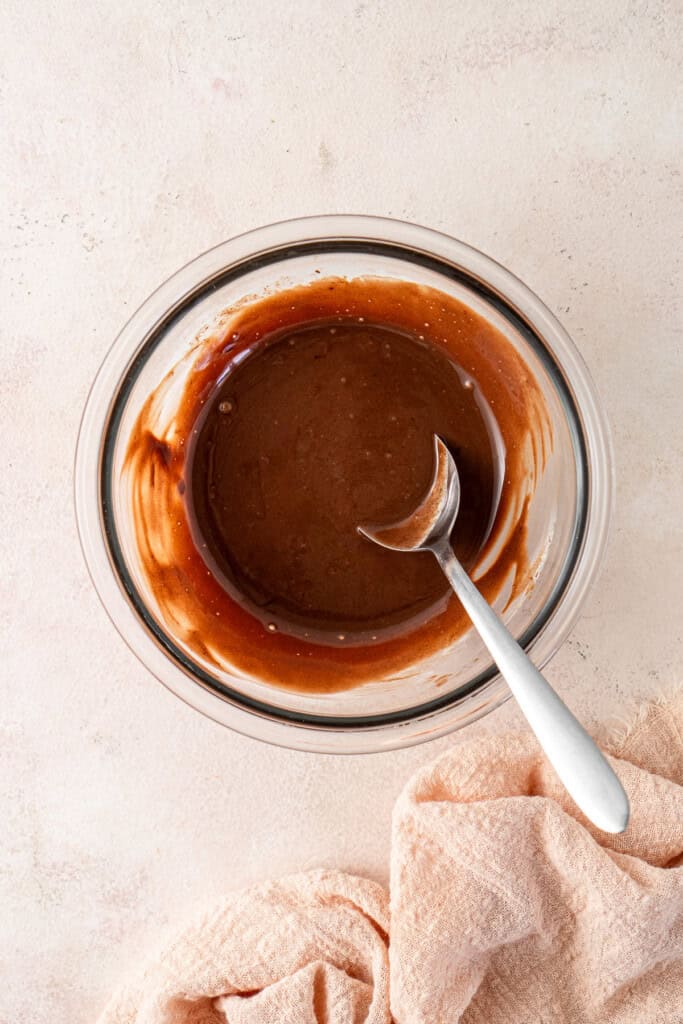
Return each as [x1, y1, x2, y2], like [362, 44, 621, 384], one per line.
[1, 2, 681, 1020]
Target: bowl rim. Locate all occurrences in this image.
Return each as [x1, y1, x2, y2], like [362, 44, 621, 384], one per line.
[74, 214, 614, 753]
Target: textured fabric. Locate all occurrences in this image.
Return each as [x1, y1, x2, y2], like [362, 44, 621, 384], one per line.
[390, 690, 683, 1023]
[99, 693, 683, 1024]
[98, 871, 390, 1024]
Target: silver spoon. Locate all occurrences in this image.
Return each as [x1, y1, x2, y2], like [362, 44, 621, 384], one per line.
[359, 435, 629, 834]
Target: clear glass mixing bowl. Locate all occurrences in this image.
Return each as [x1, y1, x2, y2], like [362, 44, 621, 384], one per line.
[74, 216, 613, 752]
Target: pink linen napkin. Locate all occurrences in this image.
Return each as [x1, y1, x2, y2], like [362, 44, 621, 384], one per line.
[99, 691, 683, 1024]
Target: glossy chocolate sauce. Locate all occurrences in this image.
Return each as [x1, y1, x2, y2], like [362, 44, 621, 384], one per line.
[190, 322, 497, 640]
[125, 277, 549, 692]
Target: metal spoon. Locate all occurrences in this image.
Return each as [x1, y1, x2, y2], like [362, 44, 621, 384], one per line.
[359, 435, 629, 834]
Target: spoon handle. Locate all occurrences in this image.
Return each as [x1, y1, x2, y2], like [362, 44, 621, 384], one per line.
[435, 544, 630, 834]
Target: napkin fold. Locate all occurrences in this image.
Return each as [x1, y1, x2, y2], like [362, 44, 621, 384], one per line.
[99, 691, 683, 1024]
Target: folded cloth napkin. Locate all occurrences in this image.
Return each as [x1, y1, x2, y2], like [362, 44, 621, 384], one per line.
[99, 692, 683, 1024]
[99, 871, 390, 1024]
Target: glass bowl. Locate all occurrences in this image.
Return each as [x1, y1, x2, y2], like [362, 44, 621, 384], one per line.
[74, 215, 613, 753]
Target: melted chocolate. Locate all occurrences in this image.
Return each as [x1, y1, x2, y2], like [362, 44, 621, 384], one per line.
[189, 322, 497, 641]
[124, 276, 550, 692]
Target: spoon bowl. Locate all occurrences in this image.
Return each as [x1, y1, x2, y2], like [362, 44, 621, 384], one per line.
[359, 435, 461, 553]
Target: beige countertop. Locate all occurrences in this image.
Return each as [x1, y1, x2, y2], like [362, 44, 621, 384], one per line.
[1, 1, 681, 1019]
